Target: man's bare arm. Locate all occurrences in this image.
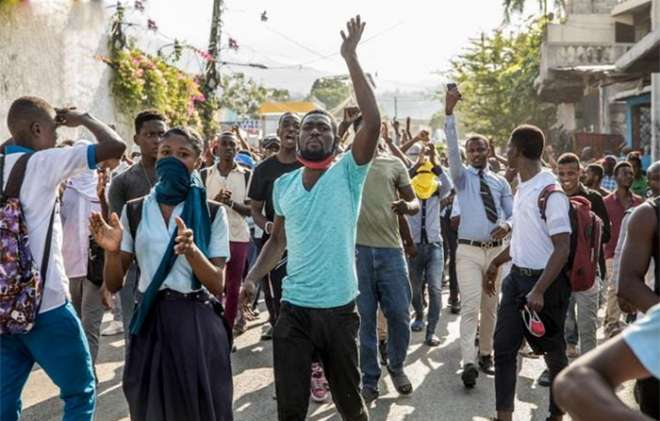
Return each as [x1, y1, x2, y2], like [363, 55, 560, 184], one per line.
[554, 337, 653, 421]
[341, 16, 381, 165]
[618, 204, 659, 313]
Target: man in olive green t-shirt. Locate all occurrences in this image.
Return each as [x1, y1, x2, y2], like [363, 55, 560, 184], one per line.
[356, 146, 419, 402]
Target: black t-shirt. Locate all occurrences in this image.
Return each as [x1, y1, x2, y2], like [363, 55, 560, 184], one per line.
[248, 155, 302, 224]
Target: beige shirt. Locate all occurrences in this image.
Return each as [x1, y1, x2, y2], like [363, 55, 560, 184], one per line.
[205, 164, 251, 243]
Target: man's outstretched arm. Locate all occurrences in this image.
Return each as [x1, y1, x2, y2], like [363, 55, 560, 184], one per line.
[341, 16, 380, 166]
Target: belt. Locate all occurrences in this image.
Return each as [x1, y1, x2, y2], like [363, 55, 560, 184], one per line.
[458, 239, 503, 249]
[157, 288, 216, 305]
[511, 265, 544, 277]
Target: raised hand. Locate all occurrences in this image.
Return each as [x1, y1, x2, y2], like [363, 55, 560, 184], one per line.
[174, 217, 195, 256]
[405, 116, 412, 138]
[340, 15, 366, 59]
[55, 106, 89, 127]
[445, 86, 462, 116]
[97, 168, 108, 200]
[89, 212, 123, 253]
[343, 106, 361, 124]
[381, 122, 391, 143]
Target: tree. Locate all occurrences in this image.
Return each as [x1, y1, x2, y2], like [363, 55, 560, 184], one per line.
[502, 0, 565, 21]
[268, 89, 290, 102]
[308, 76, 351, 110]
[448, 18, 556, 146]
[218, 72, 268, 118]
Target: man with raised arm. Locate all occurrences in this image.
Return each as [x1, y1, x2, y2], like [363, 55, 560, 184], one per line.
[444, 87, 514, 388]
[242, 16, 379, 421]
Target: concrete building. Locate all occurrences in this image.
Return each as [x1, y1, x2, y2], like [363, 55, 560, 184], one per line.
[0, 1, 125, 141]
[536, 0, 660, 162]
[613, 0, 660, 162]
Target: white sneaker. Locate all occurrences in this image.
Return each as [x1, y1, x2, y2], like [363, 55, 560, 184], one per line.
[102, 321, 124, 336]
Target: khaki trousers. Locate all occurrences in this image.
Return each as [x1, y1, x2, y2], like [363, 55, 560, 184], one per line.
[604, 258, 622, 333]
[456, 243, 504, 365]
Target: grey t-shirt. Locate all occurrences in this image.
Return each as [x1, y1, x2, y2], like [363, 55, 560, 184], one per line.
[108, 162, 156, 215]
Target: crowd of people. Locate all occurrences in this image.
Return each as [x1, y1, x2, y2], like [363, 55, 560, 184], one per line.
[1, 14, 659, 421]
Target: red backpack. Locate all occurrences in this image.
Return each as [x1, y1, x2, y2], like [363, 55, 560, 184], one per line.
[538, 185, 603, 292]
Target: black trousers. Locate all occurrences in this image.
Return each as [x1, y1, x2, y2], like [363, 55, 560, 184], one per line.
[273, 301, 368, 421]
[494, 269, 570, 417]
[441, 213, 459, 302]
[636, 377, 660, 419]
[263, 260, 286, 327]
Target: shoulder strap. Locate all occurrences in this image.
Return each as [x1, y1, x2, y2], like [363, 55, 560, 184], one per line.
[126, 197, 145, 241]
[243, 169, 251, 188]
[0, 155, 4, 199]
[538, 184, 564, 221]
[3, 153, 33, 198]
[200, 166, 210, 186]
[38, 204, 57, 295]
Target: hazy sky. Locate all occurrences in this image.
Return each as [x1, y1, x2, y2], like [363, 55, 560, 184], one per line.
[138, 0, 528, 91]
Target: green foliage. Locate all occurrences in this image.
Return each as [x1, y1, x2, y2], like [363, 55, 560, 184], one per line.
[502, 0, 565, 21]
[268, 88, 291, 102]
[448, 18, 556, 146]
[110, 47, 207, 132]
[309, 76, 351, 110]
[218, 72, 269, 118]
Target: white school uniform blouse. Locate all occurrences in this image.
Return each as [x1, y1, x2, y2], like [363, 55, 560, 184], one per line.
[120, 191, 231, 294]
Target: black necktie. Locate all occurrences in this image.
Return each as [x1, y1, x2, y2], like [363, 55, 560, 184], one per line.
[478, 169, 498, 223]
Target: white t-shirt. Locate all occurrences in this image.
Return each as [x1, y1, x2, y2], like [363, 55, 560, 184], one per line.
[510, 170, 571, 270]
[205, 165, 250, 243]
[2, 144, 96, 313]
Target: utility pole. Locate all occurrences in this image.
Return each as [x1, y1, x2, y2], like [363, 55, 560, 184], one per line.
[394, 96, 398, 119]
[200, 0, 222, 139]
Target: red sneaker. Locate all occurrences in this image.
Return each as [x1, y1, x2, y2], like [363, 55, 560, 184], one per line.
[310, 363, 330, 403]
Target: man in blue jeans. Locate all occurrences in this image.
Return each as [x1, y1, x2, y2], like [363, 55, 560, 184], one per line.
[356, 138, 419, 403]
[407, 145, 453, 346]
[1, 97, 125, 420]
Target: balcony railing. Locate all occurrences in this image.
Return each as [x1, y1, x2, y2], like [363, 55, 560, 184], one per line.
[543, 42, 634, 69]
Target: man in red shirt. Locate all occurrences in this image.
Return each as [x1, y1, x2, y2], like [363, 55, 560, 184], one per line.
[603, 161, 643, 337]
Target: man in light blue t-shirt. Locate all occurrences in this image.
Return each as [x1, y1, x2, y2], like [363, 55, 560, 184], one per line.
[243, 15, 380, 421]
[554, 303, 660, 421]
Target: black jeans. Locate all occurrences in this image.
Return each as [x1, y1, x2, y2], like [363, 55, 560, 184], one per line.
[273, 301, 368, 421]
[441, 214, 459, 302]
[494, 269, 570, 417]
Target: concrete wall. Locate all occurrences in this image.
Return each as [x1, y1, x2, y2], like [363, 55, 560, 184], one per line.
[567, 0, 620, 14]
[0, 1, 133, 144]
[546, 14, 616, 43]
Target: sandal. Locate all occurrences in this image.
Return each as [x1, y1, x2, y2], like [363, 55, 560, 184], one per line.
[388, 369, 413, 395]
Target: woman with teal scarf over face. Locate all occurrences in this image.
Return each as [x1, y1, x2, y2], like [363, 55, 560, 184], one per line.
[90, 127, 234, 421]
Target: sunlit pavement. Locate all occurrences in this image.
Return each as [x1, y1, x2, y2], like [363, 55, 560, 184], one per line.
[20, 291, 636, 421]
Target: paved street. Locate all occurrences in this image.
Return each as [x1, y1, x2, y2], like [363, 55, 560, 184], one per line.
[20, 292, 636, 421]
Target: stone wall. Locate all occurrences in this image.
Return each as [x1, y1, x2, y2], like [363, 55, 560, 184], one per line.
[0, 1, 133, 145]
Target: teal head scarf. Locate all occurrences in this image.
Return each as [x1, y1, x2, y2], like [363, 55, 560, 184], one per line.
[130, 157, 212, 335]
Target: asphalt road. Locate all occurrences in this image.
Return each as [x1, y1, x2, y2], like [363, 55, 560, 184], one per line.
[19, 292, 636, 421]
